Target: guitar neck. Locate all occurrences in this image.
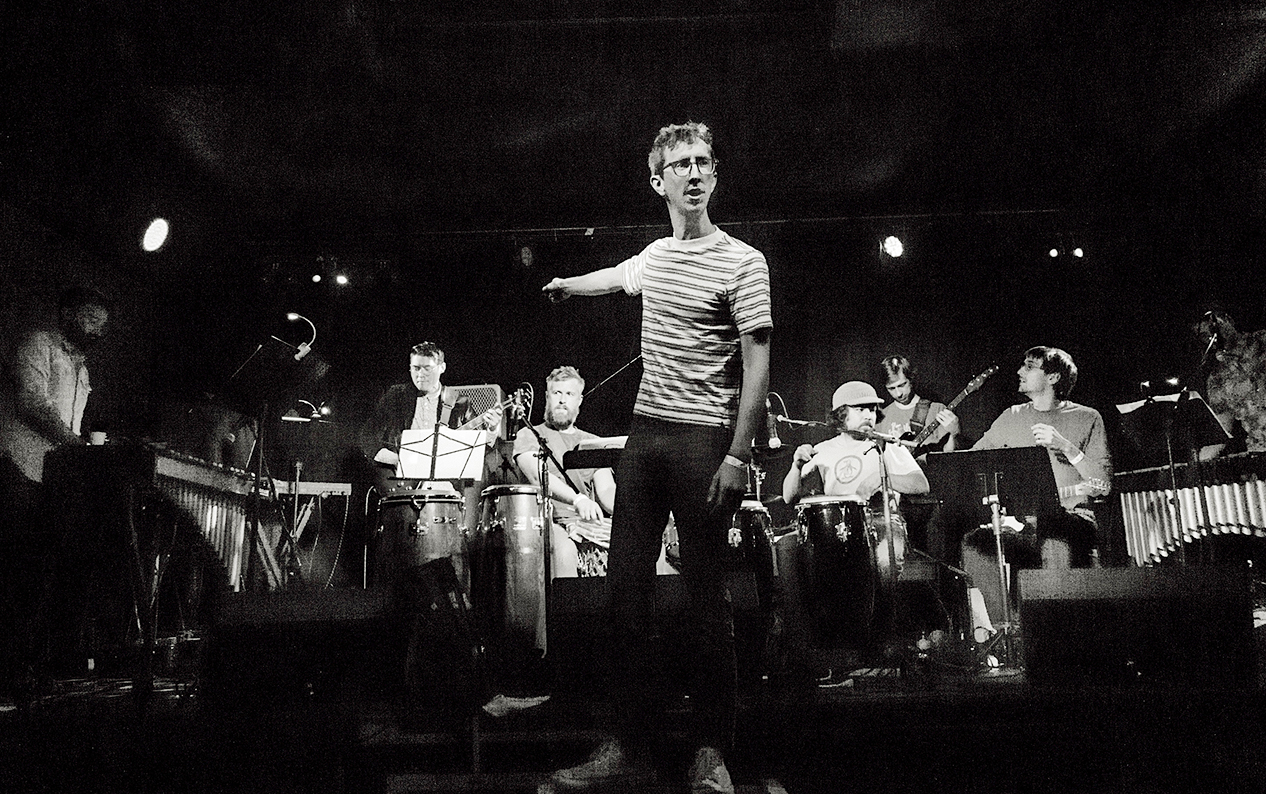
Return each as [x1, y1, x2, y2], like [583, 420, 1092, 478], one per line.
[910, 366, 997, 447]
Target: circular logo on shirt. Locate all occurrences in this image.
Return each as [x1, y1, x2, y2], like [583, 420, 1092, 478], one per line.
[833, 456, 864, 485]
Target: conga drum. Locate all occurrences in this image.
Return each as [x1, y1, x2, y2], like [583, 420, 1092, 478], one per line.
[375, 488, 466, 586]
[793, 495, 881, 651]
[471, 484, 547, 653]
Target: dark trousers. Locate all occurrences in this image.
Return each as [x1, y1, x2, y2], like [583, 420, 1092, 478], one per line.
[0, 458, 45, 690]
[962, 510, 1096, 630]
[608, 415, 737, 753]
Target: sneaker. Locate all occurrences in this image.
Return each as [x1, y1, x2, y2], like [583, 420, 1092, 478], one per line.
[482, 693, 550, 718]
[688, 746, 735, 794]
[550, 739, 656, 790]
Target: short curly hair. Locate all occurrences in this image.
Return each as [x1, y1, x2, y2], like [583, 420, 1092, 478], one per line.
[546, 366, 585, 390]
[647, 121, 713, 176]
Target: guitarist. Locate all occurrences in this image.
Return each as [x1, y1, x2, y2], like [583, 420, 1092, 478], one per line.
[880, 355, 959, 460]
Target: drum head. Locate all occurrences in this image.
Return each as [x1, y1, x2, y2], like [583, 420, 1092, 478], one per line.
[381, 488, 464, 506]
[480, 484, 542, 499]
[797, 494, 866, 508]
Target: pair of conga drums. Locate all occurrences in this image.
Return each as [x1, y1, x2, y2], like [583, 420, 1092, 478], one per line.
[376, 484, 547, 668]
[791, 494, 906, 653]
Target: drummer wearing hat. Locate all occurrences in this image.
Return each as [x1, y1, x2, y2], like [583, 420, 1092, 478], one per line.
[782, 380, 929, 506]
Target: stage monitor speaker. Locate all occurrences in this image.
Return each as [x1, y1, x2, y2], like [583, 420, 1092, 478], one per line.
[204, 589, 389, 710]
[1019, 567, 1254, 688]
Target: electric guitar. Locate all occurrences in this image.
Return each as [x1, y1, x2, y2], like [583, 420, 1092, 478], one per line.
[902, 365, 998, 457]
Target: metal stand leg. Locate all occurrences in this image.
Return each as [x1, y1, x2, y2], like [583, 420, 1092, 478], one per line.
[981, 493, 1020, 671]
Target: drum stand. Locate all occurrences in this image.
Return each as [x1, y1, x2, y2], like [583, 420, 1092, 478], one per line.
[520, 420, 590, 656]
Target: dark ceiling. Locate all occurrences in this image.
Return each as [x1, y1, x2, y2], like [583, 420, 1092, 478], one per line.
[6, 0, 1266, 282]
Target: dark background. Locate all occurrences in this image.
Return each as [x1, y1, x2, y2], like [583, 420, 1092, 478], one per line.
[4, 0, 1266, 478]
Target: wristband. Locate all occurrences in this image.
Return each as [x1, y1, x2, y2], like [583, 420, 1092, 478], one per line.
[1067, 450, 1085, 466]
[573, 494, 591, 507]
[723, 454, 749, 470]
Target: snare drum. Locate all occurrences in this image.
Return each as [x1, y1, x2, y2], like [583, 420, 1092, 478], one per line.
[793, 495, 880, 650]
[471, 484, 547, 652]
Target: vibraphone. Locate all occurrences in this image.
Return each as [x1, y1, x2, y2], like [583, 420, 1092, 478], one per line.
[1116, 452, 1266, 566]
[152, 448, 253, 590]
[45, 443, 254, 590]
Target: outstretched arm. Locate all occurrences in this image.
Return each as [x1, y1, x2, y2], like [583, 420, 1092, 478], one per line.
[542, 266, 624, 298]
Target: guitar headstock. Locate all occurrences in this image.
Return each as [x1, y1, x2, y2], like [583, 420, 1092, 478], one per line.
[966, 365, 999, 394]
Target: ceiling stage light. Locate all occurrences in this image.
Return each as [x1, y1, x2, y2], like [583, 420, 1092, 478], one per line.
[142, 218, 169, 252]
[881, 235, 904, 258]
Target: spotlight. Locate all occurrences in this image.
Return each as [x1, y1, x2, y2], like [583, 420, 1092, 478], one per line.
[1049, 248, 1059, 258]
[312, 274, 322, 283]
[881, 235, 903, 258]
[142, 218, 169, 252]
[1072, 247, 1084, 258]
[335, 274, 349, 286]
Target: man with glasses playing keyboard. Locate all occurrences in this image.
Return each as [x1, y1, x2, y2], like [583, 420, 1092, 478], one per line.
[543, 122, 772, 794]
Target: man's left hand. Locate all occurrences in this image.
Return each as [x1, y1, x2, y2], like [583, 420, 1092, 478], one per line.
[707, 460, 747, 512]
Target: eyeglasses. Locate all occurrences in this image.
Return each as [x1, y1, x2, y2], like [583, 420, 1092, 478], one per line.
[661, 156, 717, 177]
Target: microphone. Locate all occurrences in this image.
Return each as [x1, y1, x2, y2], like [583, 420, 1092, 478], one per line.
[848, 427, 908, 445]
[776, 415, 826, 428]
[765, 399, 782, 449]
[1201, 331, 1219, 367]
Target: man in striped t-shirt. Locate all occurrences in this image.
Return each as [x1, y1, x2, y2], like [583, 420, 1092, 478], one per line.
[544, 122, 771, 794]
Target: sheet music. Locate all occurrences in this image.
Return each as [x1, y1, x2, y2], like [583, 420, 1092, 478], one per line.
[398, 427, 488, 479]
[1116, 391, 1199, 414]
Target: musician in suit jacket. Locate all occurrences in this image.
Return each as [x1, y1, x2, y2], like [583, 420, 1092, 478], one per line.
[363, 341, 501, 478]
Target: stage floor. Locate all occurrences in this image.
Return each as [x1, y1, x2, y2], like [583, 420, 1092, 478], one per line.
[2, 654, 1265, 794]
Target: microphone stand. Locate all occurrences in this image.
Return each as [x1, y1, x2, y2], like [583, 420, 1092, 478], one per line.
[519, 418, 594, 659]
[868, 434, 903, 658]
[980, 472, 1018, 669]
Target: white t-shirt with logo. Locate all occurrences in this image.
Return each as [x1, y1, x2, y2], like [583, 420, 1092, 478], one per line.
[801, 433, 922, 502]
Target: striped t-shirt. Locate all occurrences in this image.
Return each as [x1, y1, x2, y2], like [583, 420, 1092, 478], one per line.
[618, 228, 772, 427]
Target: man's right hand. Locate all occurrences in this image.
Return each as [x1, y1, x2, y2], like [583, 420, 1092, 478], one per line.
[572, 493, 603, 522]
[542, 277, 571, 302]
[792, 443, 815, 469]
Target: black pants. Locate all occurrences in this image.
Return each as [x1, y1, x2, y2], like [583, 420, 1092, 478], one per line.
[608, 415, 737, 754]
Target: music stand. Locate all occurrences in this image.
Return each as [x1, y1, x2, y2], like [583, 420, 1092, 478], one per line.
[398, 427, 489, 481]
[1117, 392, 1230, 470]
[924, 446, 1060, 667]
[1116, 391, 1231, 564]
